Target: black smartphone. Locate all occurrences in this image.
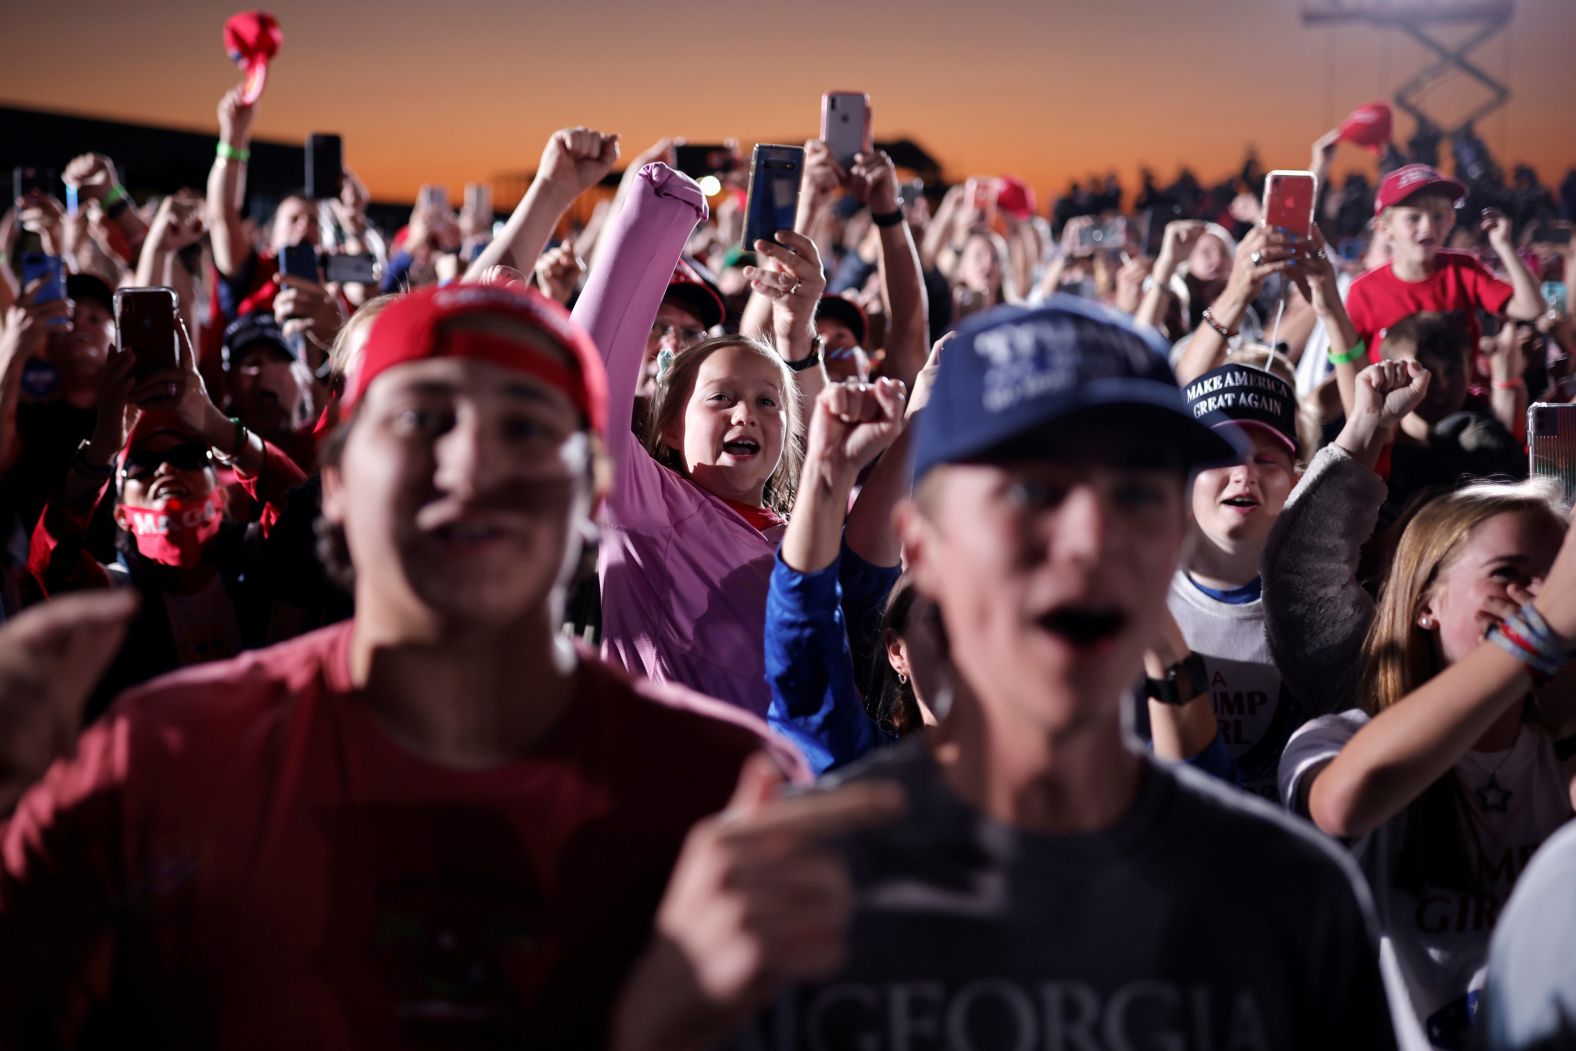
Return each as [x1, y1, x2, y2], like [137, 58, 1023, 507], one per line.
[1141, 204, 1184, 257]
[305, 133, 342, 202]
[12, 165, 55, 202]
[279, 243, 320, 281]
[324, 253, 377, 284]
[742, 144, 805, 248]
[114, 287, 180, 381]
[675, 144, 737, 178]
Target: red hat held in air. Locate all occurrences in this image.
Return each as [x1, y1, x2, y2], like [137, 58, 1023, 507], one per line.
[224, 11, 284, 105]
[1337, 101, 1392, 155]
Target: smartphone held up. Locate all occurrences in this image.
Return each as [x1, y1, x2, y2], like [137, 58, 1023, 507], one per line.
[1261, 170, 1316, 239]
[742, 144, 805, 248]
[821, 92, 871, 169]
[114, 287, 180, 382]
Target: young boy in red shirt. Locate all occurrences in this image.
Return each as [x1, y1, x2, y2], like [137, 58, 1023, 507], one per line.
[1344, 164, 1544, 363]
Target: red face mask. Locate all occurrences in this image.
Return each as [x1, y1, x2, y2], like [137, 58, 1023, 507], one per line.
[119, 490, 225, 568]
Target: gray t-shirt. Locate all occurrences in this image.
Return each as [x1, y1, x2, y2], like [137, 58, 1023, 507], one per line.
[736, 738, 1396, 1050]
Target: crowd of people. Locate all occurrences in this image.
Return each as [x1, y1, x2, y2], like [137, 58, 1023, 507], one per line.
[1, 51, 1575, 1051]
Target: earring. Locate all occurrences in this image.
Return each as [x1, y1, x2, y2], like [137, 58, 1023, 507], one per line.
[898, 673, 909, 685]
[1418, 614, 1435, 629]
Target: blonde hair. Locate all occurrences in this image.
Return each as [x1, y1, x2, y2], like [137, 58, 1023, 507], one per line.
[642, 335, 804, 516]
[1360, 477, 1569, 716]
[1360, 476, 1568, 892]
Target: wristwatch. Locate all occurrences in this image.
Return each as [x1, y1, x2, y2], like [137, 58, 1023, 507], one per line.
[783, 336, 823, 373]
[1145, 652, 1209, 706]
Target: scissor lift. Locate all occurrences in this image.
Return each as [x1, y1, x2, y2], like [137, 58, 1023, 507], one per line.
[1298, 0, 1515, 138]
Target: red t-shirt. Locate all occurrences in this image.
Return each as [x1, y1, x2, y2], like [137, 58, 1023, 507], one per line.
[0, 622, 806, 1047]
[1344, 249, 1513, 362]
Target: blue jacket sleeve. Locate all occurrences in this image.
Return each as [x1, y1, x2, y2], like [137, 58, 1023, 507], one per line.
[1184, 732, 1244, 786]
[765, 550, 877, 776]
[380, 250, 415, 294]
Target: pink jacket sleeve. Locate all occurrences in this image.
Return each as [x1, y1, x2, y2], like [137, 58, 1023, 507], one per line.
[569, 163, 707, 475]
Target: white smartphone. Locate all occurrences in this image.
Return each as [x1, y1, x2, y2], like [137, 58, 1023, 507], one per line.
[821, 91, 872, 169]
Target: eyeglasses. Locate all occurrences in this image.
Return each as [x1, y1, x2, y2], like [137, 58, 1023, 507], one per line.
[650, 320, 708, 346]
[120, 443, 212, 482]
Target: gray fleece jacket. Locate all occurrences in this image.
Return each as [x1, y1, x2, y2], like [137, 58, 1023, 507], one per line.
[1260, 443, 1388, 714]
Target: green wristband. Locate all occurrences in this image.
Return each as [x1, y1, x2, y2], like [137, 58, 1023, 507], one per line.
[100, 184, 128, 210]
[216, 142, 251, 163]
[1328, 340, 1365, 367]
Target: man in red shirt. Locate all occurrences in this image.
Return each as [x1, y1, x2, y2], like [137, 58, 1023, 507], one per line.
[1344, 164, 1544, 362]
[0, 282, 805, 1048]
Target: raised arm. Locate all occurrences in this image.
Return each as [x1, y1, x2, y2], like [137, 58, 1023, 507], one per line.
[743, 231, 828, 436]
[1482, 208, 1545, 322]
[63, 154, 147, 267]
[769, 379, 907, 772]
[569, 162, 707, 470]
[465, 127, 618, 281]
[1261, 360, 1430, 710]
[1134, 220, 1203, 332]
[1175, 226, 1300, 385]
[1308, 523, 1576, 839]
[1298, 225, 1364, 416]
[0, 284, 70, 476]
[847, 151, 928, 389]
[206, 87, 256, 279]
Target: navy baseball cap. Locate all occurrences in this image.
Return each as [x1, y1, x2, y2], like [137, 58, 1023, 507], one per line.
[1182, 362, 1298, 456]
[911, 297, 1244, 481]
[222, 312, 297, 370]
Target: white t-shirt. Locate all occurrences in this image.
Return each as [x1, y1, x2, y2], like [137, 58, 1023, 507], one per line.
[1168, 571, 1301, 801]
[1281, 711, 1573, 1051]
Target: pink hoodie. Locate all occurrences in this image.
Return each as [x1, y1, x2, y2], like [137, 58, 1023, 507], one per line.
[571, 163, 782, 717]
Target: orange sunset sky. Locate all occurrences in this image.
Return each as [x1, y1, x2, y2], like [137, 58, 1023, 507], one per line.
[4, 0, 1574, 207]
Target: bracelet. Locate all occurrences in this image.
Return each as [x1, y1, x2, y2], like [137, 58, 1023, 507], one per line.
[216, 142, 251, 163]
[1201, 307, 1236, 340]
[1492, 377, 1526, 390]
[70, 440, 114, 482]
[1329, 340, 1366, 367]
[100, 184, 129, 210]
[871, 207, 905, 228]
[1487, 602, 1568, 685]
[213, 417, 250, 466]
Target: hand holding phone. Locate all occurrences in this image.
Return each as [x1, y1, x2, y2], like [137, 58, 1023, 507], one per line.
[19, 253, 68, 329]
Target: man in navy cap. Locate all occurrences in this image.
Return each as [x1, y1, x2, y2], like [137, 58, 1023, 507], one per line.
[220, 311, 317, 470]
[614, 298, 1397, 1051]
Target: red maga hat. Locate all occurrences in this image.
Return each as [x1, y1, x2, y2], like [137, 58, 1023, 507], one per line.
[994, 177, 1037, 220]
[1338, 101, 1393, 155]
[342, 282, 608, 437]
[1374, 164, 1466, 215]
[224, 11, 283, 105]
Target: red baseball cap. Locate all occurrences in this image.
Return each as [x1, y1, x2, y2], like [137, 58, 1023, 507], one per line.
[1337, 101, 1392, 155]
[994, 176, 1037, 220]
[1374, 164, 1466, 216]
[224, 11, 283, 106]
[342, 282, 608, 437]
[665, 259, 725, 330]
